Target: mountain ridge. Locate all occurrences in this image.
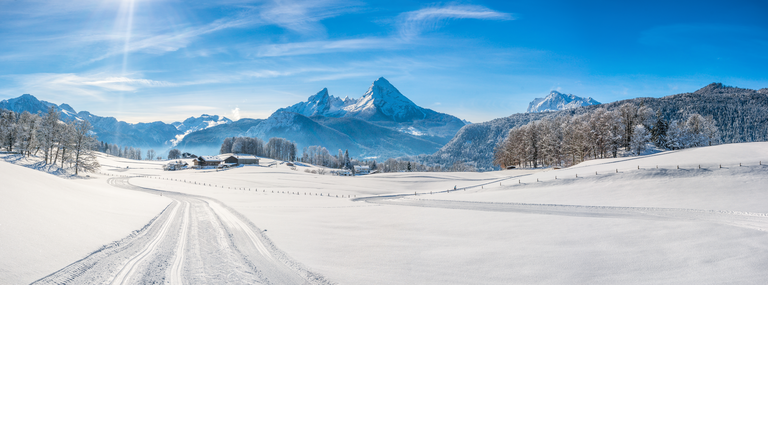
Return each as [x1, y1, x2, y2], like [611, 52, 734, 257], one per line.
[527, 91, 600, 113]
[428, 83, 768, 170]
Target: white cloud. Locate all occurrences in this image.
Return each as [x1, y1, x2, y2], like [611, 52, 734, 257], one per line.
[253, 0, 360, 35]
[231, 107, 241, 121]
[398, 5, 514, 39]
[252, 4, 513, 58]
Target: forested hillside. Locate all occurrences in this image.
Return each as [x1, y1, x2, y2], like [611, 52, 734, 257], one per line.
[431, 84, 768, 170]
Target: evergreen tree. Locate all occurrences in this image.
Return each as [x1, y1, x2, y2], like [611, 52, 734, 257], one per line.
[651, 113, 669, 149]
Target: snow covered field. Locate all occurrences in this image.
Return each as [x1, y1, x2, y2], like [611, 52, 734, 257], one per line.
[2, 142, 767, 284]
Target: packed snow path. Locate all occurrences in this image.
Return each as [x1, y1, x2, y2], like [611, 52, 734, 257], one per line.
[33, 176, 328, 285]
[357, 196, 768, 233]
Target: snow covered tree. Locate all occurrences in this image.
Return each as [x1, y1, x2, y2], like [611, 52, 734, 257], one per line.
[667, 120, 688, 150]
[630, 124, 652, 155]
[168, 148, 181, 159]
[220, 137, 234, 154]
[651, 113, 669, 149]
[70, 119, 100, 175]
[702, 115, 721, 146]
[17, 112, 40, 156]
[0, 109, 20, 152]
[146, 149, 156, 160]
[39, 107, 62, 164]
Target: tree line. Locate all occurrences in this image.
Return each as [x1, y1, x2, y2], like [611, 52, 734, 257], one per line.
[96, 142, 158, 161]
[1, 107, 100, 174]
[218, 136, 297, 162]
[494, 103, 721, 169]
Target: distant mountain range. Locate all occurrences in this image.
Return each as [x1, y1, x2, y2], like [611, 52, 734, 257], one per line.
[527, 91, 600, 113]
[427, 83, 768, 170]
[7, 82, 765, 168]
[1, 77, 466, 159]
[0, 94, 227, 151]
[178, 77, 467, 158]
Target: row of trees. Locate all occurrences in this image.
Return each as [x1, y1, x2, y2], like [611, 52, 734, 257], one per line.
[494, 103, 720, 169]
[0, 107, 100, 174]
[95, 141, 157, 160]
[219, 136, 297, 162]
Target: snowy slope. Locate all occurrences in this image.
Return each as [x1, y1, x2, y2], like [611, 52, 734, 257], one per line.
[0, 153, 169, 284]
[527, 91, 600, 113]
[39, 140, 761, 285]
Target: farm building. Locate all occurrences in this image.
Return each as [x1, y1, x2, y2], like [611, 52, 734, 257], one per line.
[219, 154, 260, 165]
[354, 165, 370, 175]
[192, 155, 222, 168]
[163, 160, 188, 171]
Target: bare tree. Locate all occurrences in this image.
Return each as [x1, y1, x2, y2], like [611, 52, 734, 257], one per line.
[70, 120, 100, 175]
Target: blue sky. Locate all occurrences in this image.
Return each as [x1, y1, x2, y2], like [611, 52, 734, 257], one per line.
[1, 0, 766, 123]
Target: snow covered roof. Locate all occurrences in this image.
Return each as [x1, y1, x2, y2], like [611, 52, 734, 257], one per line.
[198, 156, 221, 162]
[220, 153, 259, 160]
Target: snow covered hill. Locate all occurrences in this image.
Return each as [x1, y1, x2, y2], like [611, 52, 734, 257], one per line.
[3, 141, 766, 285]
[527, 91, 600, 113]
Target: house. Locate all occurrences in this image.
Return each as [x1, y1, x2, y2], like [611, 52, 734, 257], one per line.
[220, 153, 260, 165]
[353, 165, 370, 175]
[163, 160, 188, 171]
[192, 155, 222, 168]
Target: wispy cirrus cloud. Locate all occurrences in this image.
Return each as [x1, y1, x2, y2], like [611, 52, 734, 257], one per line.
[8, 73, 175, 95]
[252, 0, 362, 35]
[398, 4, 514, 39]
[252, 3, 514, 58]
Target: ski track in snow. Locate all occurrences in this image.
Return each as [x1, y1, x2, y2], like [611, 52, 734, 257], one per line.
[32, 176, 329, 285]
[357, 196, 768, 233]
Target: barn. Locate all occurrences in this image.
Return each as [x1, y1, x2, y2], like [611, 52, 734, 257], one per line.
[220, 154, 260, 165]
[193, 155, 222, 168]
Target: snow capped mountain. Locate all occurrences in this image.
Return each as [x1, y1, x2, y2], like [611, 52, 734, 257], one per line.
[280, 78, 431, 123]
[280, 88, 356, 117]
[0, 94, 79, 121]
[277, 77, 465, 140]
[170, 114, 232, 146]
[250, 110, 303, 134]
[341, 77, 426, 122]
[526, 91, 600, 113]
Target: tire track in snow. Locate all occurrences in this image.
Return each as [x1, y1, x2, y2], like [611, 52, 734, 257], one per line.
[207, 200, 277, 264]
[109, 201, 181, 285]
[167, 201, 190, 285]
[33, 175, 330, 285]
